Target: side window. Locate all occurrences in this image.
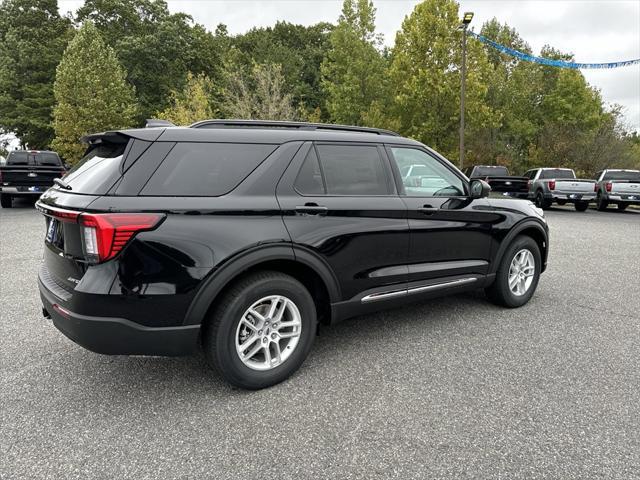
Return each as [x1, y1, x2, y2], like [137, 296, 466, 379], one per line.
[389, 147, 466, 197]
[315, 144, 390, 196]
[141, 142, 276, 196]
[294, 147, 325, 195]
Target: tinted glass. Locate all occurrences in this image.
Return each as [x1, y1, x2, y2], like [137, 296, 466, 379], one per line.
[34, 152, 62, 166]
[539, 169, 574, 180]
[142, 142, 276, 196]
[295, 147, 325, 195]
[316, 144, 390, 195]
[602, 170, 640, 181]
[473, 166, 509, 176]
[61, 142, 127, 194]
[7, 151, 29, 165]
[390, 147, 465, 197]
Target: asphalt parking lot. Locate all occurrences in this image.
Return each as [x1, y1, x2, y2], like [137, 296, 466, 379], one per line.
[1, 198, 639, 479]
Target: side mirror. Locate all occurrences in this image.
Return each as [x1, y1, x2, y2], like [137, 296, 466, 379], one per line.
[470, 179, 491, 199]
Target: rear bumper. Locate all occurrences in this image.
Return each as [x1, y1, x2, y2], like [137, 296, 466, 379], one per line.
[607, 194, 640, 204]
[39, 275, 200, 356]
[546, 192, 596, 202]
[0, 186, 46, 195]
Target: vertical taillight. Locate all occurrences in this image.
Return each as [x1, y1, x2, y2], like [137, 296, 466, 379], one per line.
[605, 182, 612, 192]
[549, 180, 556, 190]
[79, 213, 164, 263]
[594, 183, 598, 192]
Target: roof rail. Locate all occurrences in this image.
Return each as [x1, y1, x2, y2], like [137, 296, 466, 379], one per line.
[189, 119, 400, 136]
[145, 118, 175, 128]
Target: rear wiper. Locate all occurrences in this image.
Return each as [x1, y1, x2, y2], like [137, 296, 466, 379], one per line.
[54, 178, 72, 190]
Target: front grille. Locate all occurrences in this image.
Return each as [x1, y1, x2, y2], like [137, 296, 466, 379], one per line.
[39, 263, 73, 302]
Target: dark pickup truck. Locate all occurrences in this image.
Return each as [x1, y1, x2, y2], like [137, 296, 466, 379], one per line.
[0, 150, 66, 208]
[463, 165, 529, 198]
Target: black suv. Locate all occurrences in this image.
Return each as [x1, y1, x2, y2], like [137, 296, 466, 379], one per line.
[37, 120, 548, 389]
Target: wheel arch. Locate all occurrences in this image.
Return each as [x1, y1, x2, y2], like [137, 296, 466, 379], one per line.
[490, 220, 548, 275]
[183, 244, 340, 327]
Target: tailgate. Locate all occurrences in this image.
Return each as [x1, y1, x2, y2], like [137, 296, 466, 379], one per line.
[611, 182, 640, 195]
[1, 166, 65, 187]
[36, 191, 100, 294]
[554, 180, 595, 193]
[487, 177, 529, 192]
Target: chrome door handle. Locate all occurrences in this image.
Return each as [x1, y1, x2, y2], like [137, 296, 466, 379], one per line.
[295, 203, 328, 215]
[417, 205, 438, 214]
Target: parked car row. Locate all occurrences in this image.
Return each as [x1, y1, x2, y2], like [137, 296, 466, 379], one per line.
[466, 165, 640, 212]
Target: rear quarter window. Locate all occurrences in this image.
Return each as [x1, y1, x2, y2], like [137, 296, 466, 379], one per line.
[140, 142, 277, 196]
[60, 142, 127, 194]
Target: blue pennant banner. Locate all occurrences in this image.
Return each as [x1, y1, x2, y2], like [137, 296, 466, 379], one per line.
[469, 31, 640, 69]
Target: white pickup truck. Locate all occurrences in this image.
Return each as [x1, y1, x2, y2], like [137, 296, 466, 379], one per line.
[594, 169, 640, 211]
[524, 168, 597, 211]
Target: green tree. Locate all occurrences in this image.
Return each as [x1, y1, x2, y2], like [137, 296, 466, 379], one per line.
[76, 0, 224, 121]
[156, 72, 215, 125]
[0, 0, 72, 148]
[389, 0, 498, 161]
[51, 22, 136, 164]
[321, 0, 387, 126]
[221, 63, 298, 120]
[227, 21, 333, 119]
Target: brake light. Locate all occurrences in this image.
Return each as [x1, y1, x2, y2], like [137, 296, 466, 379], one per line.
[605, 182, 612, 192]
[594, 183, 598, 192]
[549, 180, 556, 190]
[79, 213, 164, 263]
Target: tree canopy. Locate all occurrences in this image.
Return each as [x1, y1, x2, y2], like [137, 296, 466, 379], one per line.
[51, 22, 136, 163]
[0, 0, 636, 173]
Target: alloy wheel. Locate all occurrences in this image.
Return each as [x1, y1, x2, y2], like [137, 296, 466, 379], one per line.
[508, 249, 536, 296]
[235, 295, 302, 371]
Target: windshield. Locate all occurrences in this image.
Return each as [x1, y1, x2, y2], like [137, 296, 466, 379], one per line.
[540, 169, 575, 180]
[603, 170, 640, 181]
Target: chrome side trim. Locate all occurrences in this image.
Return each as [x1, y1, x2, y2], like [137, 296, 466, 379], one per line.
[361, 277, 478, 303]
[407, 277, 477, 295]
[361, 289, 407, 303]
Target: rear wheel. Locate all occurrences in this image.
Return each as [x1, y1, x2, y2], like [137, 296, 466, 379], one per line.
[203, 271, 317, 389]
[596, 192, 608, 211]
[0, 194, 12, 208]
[535, 190, 551, 210]
[574, 201, 589, 212]
[485, 235, 541, 308]
[618, 203, 628, 211]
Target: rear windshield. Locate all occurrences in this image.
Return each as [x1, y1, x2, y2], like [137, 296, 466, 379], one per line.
[602, 170, 640, 181]
[140, 142, 277, 196]
[7, 151, 61, 166]
[60, 142, 127, 194]
[474, 166, 509, 176]
[540, 169, 575, 180]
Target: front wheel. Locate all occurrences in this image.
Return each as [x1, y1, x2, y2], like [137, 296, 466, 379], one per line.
[203, 271, 317, 389]
[574, 201, 589, 212]
[485, 235, 541, 308]
[0, 194, 12, 208]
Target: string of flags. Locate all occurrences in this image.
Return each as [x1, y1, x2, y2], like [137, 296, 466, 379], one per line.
[468, 31, 640, 69]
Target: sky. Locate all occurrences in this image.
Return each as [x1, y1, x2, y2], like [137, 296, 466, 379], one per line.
[56, 0, 640, 130]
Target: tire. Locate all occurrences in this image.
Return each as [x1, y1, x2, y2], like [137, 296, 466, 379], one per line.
[535, 190, 551, 210]
[203, 270, 317, 389]
[485, 235, 541, 308]
[556, 200, 567, 206]
[618, 203, 628, 211]
[574, 201, 589, 212]
[596, 192, 608, 211]
[0, 194, 12, 208]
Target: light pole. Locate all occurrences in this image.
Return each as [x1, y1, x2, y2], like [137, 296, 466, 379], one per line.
[459, 11, 473, 170]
